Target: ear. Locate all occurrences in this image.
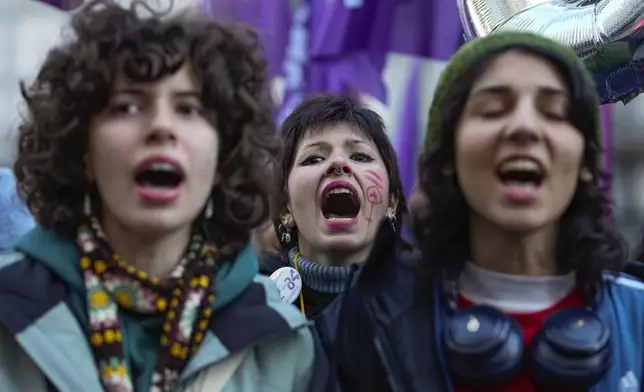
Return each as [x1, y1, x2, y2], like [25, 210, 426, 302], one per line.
[387, 195, 398, 216]
[280, 208, 296, 229]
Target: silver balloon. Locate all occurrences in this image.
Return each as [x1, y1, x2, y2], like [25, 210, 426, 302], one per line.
[458, 0, 644, 104]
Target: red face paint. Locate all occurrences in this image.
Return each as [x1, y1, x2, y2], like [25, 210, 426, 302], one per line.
[365, 169, 384, 190]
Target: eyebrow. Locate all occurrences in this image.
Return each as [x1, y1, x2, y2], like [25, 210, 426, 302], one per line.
[301, 138, 368, 151]
[112, 87, 201, 99]
[470, 85, 568, 98]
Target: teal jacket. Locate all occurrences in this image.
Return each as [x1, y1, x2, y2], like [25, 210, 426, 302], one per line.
[0, 227, 329, 392]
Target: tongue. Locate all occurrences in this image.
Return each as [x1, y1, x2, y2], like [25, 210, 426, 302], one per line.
[501, 181, 539, 202]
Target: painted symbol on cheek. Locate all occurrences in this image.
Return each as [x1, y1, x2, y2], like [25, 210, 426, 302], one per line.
[366, 186, 382, 204]
[365, 185, 383, 224]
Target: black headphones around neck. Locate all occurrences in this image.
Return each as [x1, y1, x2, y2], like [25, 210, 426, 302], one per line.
[441, 271, 612, 390]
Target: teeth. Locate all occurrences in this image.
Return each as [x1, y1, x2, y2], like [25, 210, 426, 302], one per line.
[325, 187, 354, 198]
[499, 159, 541, 173]
[326, 216, 354, 221]
[148, 162, 178, 172]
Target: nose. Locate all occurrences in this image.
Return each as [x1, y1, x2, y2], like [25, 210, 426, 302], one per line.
[504, 101, 542, 145]
[325, 158, 352, 177]
[145, 104, 177, 145]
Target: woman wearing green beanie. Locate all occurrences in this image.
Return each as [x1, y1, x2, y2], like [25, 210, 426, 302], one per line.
[317, 31, 644, 392]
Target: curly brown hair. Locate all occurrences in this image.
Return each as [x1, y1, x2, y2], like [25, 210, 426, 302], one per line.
[14, 0, 280, 254]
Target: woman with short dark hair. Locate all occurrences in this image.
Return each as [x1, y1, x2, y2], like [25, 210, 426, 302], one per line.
[261, 94, 409, 318]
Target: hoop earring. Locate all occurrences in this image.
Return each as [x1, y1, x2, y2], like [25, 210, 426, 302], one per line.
[84, 193, 92, 216]
[278, 224, 292, 244]
[204, 198, 213, 219]
[387, 211, 396, 231]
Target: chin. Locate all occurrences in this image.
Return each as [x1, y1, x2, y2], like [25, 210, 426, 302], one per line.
[318, 235, 367, 253]
[489, 213, 553, 234]
[123, 212, 195, 237]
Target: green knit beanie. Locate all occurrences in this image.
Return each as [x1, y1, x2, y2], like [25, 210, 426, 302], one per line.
[424, 32, 601, 154]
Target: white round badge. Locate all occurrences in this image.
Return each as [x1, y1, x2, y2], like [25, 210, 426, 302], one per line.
[269, 266, 302, 304]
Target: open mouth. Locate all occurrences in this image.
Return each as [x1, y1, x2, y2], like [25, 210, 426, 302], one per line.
[496, 158, 544, 187]
[321, 186, 360, 221]
[134, 161, 185, 189]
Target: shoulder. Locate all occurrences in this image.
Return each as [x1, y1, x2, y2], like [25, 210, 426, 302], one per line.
[0, 251, 61, 291]
[360, 220, 421, 278]
[0, 251, 61, 295]
[600, 273, 644, 380]
[622, 261, 644, 280]
[357, 238, 422, 298]
[0, 251, 25, 270]
[0, 251, 68, 335]
[395, 241, 422, 267]
[606, 272, 644, 297]
[602, 272, 644, 320]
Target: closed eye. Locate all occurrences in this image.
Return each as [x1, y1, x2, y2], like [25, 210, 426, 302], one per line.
[480, 110, 505, 118]
[543, 112, 567, 121]
[540, 103, 568, 121]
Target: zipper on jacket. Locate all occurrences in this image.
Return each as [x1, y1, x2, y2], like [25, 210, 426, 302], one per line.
[374, 335, 403, 392]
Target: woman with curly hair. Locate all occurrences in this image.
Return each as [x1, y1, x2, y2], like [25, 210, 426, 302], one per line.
[319, 32, 644, 391]
[260, 94, 409, 319]
[0, 1, 328, 391]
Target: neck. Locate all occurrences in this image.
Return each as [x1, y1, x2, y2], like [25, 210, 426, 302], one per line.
[289, 247, 353, 293]
[469, 214, 560, 277]
[297, 240, 370, 267]
[101, 215, 192, 278]
[458, 262, 576, 313]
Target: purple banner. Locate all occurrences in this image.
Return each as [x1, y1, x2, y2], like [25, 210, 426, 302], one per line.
[199, 0, 291, 78]
[398, 60, 421, 198]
